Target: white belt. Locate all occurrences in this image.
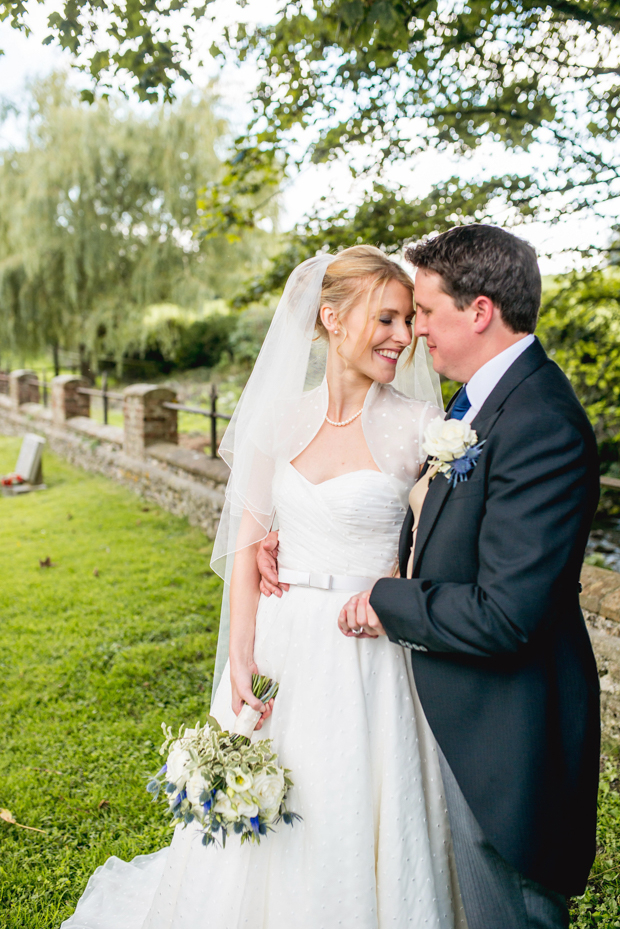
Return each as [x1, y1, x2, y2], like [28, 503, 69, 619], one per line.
[278, 568, 375, 591]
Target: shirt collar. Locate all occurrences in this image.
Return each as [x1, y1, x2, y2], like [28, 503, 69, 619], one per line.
[465, 334, 535, 413]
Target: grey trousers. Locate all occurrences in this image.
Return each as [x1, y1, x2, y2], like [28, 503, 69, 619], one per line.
[437, 748, 569, 929]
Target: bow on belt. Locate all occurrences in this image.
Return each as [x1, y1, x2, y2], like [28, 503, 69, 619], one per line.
[278, 568, 376, 592]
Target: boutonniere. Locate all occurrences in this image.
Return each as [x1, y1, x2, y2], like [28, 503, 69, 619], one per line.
[422, 418, 485, 487]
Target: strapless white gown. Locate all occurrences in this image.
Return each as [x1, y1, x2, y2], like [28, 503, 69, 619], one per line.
[61, 464, 465, 929]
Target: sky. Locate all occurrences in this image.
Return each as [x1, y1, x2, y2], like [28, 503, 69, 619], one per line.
[0, 2, 616, 275]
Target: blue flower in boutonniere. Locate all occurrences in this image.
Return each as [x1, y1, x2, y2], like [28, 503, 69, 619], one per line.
[422, 418, 486, 488]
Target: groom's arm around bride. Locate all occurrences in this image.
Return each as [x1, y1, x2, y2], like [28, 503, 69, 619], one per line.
[348, 226, 601, 929]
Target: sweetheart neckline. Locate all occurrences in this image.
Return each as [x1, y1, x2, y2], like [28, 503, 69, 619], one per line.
[288, 462, 386, 488]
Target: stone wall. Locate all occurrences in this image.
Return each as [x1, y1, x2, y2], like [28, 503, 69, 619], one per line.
[581, 564, 620, 744]
[0, 373, 229, 538]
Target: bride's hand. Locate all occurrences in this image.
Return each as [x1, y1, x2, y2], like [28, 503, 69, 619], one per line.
[257, 532, 289, 598]
[230, 656, 274, 731]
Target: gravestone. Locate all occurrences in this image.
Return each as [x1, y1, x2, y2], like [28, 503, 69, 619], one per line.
[1, 433, 46, 496]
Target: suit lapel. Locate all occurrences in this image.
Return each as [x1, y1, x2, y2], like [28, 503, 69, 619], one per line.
[408, 338, 549, 576]
[471, 336, 548, 422]
[398, 507, 414, 570]
[403, 386, 463, 573]
[409, 470, 453, 576]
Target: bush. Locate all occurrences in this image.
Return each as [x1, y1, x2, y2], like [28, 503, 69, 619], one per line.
[227, 304, 275, 368]
[122, 313, 238, 377]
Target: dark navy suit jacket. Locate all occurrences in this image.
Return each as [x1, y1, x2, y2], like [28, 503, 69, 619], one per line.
[370, 338, 600, 896]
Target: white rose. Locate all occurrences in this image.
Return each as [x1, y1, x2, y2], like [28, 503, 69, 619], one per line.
[235, 796, 260, 819]
[165, 747, 192, 789]
[422, 417, 477, 463]
[213, 790, 240, 822]
[252, 770, 285, 822]
[186, 769, 210, 813]
[225, 767, 253, 793]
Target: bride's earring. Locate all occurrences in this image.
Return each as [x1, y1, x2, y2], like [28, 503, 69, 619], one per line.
[334, 329, 339, 335]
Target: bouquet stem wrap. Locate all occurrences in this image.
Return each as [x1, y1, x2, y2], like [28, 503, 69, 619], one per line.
[231, 705, 263, 740]
[231, 676, 280, 743]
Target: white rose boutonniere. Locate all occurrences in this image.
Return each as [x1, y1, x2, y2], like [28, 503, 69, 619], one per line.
[422, 417, 485, 486]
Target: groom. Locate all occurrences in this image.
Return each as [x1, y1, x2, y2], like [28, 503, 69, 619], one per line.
[258, 225, 601, 928]
[337, 225, 601, 929]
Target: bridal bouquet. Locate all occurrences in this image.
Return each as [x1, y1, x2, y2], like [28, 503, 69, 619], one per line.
[147, 675, 299, 847]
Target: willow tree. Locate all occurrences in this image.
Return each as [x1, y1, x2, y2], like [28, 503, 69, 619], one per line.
[0, 73, 273, 364]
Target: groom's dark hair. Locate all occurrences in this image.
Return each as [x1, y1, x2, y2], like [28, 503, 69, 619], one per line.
[405, 224, 541, 334]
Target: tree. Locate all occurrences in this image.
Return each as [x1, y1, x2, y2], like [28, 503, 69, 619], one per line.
[0, 73, 274, 365]
[202, 0, 620, 287]
[537, 268, 620, 464]
[3, 1, 620, 293]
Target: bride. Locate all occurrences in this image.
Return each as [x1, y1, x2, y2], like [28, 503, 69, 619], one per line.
[61, 246, 466, 929]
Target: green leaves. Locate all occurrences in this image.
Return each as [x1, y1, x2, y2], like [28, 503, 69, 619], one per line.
[197, 0, 620, 264]
[538, 267, 620, 457]
[2, 0, 211, 102]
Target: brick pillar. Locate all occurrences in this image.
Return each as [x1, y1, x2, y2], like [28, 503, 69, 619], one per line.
[123, 385, 177, 459]
[51, 375, 90, 423]
[9, 369, 39, 407]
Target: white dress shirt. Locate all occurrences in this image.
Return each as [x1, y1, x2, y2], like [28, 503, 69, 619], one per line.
[461, 334, 535, 424]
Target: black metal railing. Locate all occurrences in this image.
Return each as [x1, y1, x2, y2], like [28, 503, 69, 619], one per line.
[77, 372, 124, 425]
[26, 374, 47, 407]
[163, 384, 231, 459]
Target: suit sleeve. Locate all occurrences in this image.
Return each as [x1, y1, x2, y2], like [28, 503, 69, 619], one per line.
[370, 409, 598, 657]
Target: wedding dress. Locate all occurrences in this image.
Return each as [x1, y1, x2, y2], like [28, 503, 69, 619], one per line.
[61, 461, 465, 929]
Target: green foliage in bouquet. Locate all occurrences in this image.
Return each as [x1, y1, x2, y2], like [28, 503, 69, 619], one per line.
[147, 676, 299, 847]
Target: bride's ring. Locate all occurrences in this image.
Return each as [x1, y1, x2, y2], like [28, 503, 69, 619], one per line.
[352, 628, 364, 636]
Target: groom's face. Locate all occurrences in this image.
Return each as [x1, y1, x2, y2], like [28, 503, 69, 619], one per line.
[414, 269, 476, 382]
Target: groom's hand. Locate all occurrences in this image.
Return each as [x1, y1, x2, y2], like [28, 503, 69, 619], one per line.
[338, 589, 386, 638]
[257, 531, 289, 597]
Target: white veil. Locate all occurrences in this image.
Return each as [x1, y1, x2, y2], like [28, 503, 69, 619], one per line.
[210, 253, 442, 696]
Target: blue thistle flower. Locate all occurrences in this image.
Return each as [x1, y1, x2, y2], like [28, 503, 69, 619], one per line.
[446, 442, 485, 487]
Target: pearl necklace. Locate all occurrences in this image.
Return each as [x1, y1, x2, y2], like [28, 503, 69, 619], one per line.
[325, 408, 364, 427]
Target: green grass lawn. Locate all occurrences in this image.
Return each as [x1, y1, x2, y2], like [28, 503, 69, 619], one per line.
[0, 435, 618, 928]
[0, 436, 221, 928]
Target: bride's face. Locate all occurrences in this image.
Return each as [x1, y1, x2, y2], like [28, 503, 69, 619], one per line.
[324, 278, 414, 384]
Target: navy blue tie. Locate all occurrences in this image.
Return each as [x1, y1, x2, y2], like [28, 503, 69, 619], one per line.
[448, 386, 471, 421]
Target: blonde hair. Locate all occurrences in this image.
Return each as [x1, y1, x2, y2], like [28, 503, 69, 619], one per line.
[316, 246, 414, 348]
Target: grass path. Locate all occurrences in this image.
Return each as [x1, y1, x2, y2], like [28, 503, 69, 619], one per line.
[0, 435, 619, 927]
[0, 436, 221, 927]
